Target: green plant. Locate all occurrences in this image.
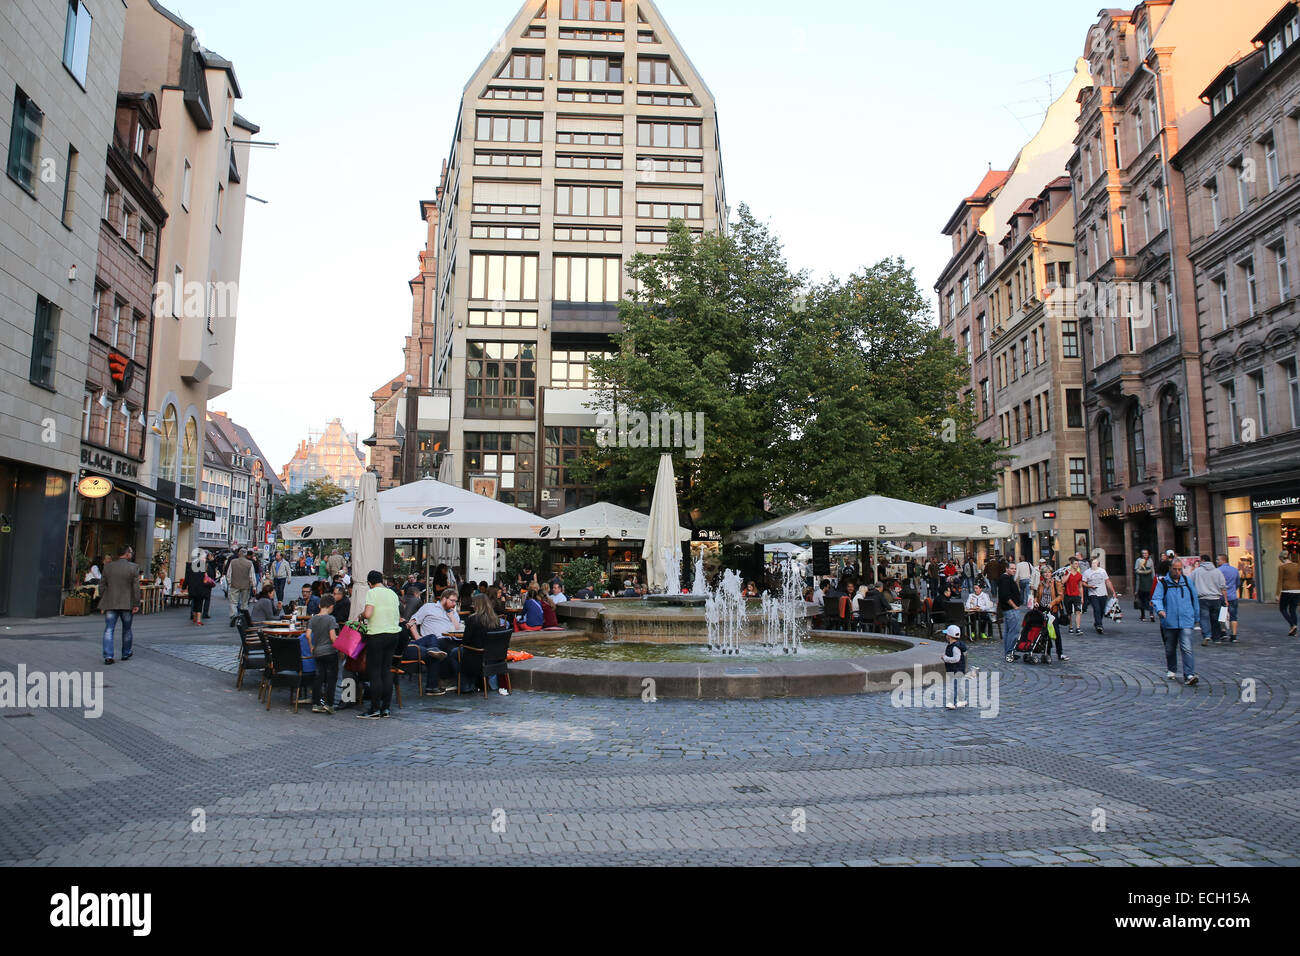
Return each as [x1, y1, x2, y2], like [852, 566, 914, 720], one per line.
[562, 557, 603, 595]
[504, 543, 543, 584]
[150, 541, 172, 579]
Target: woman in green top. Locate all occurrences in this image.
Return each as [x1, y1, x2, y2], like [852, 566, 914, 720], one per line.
[356, 570, 402, 719]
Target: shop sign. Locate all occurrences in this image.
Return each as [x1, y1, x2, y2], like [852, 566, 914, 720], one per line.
[77, 476, 114, 499]
[1252, 495, 1300, 511]
[80, 446, 139, 481]
[1098, 507, 1122, 519]
[1173, 494, 1189, 526]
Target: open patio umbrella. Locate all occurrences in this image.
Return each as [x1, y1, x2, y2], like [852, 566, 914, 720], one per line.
[556, 502, 690, 542]
[641, 454, 683, 592]
[349, 471, 383, 613]
[758, 494, 1014, 543]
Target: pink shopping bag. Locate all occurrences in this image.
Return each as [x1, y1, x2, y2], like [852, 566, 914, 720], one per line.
[334, 625, 365, 660]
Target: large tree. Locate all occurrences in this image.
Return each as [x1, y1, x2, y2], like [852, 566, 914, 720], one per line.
[269, 478, 348, 527]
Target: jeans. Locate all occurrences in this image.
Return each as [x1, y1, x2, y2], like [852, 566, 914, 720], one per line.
[1199, 597, 1224, 643]
[1002, 608, 1022, 655]
[312, 652, 339, 706]
[1090, 594, 1108, 629]
[273, 578, 288, 603]
[103, 610, 133, 660]
[1019, 580, 1032, 606]
[408, 636, 448, 691]
[1161, 627, 1196, 678]
[364, 633, 400, 712]
[437, 637, 465, 687]
[1281, 593, 1300, 629]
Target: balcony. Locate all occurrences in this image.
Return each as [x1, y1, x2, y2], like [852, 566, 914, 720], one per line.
[1090, 351, 1143, 399]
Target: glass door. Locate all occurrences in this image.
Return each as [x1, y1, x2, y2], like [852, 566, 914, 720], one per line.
[1258, 516, 1282, 604]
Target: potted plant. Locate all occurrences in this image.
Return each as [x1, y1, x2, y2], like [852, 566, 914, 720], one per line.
[62, 586, 92, 617]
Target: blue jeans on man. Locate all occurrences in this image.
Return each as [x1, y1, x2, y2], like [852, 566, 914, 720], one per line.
[1002, 607, 1022, 655]
[1161, 627, 1196, 679]
[273, 578, 288, 603]
[103, 610, 133, 660]
[1199, 597, 1224, 644]
[1091, 594, 1108, 629]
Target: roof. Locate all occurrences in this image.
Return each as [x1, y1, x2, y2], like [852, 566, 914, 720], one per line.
[1253, 2, 1299, 44]
[965, 170, 1012, 203]
[208, 412, 286, 494]
[371, 374, 406, 403]
[233, 112, 260, 134]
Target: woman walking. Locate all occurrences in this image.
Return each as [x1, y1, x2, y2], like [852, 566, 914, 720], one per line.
[1134, 550, 1155, 622]
[356, 570, 402, 720]
[1278, 551, 1300, 637]
[184, 549, 212, 627]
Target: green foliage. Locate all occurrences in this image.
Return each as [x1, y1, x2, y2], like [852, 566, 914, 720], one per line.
[562, 557, 603, 595]
[269, 479, 348, 527]
[504, 543, 543, 584]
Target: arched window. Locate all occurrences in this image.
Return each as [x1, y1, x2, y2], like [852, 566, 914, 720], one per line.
[1127, 403, 1146, 482]
[159, 406, 178, 482]
[181, 419, 199, 487]
[1161, 387, 1185, 476]
[1098, 413, 1116, 489]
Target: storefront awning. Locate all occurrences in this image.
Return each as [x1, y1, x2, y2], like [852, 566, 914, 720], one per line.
[79, 471, 217, 522]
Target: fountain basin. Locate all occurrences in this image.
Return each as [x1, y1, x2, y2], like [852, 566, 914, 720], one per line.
[557, 598, 817, 645]
[507, 629, 944, 699]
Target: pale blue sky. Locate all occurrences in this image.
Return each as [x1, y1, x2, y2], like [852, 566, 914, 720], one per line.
[169, 0, 1105, 469]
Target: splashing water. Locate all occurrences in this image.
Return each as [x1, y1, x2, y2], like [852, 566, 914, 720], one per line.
[759, 560, 806, 655]
[705, 569, 749, 655]
[661, 546, 682, 596]
[691, 556, 707, 596]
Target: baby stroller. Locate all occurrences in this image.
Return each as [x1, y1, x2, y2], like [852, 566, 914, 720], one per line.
[1013, 609, 1052, 664]
[1105, 595, 1124, 624]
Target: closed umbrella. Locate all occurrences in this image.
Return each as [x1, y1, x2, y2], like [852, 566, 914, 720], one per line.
[642, 454, 682, 593]
[349, 471, 383, 613]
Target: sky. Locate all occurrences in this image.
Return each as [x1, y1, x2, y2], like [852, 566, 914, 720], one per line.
[171, 0, 1108, 472]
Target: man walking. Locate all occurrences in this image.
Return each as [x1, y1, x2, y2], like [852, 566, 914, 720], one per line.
[1082, 558, 1114, 634]
[326, 548, 345, 580]
[272, 552, 291, 604]
[99, 544, 141, 665]
[1217, 555, 1240, 643]
[1190, 554, 1228, 647]
[1150, 558, 1200, 686]
[1014, 555, 1034, 607]
[226, 548, 256, 626]
[1134, 550, 1155, 622]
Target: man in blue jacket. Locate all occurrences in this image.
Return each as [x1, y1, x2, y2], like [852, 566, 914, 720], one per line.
[1150, 558, 1200, 686]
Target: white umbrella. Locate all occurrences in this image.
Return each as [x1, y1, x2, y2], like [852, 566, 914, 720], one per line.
[641, 454, 682, 592]
[279, 478, 558, 542]
[556, 502, 690, 542]
[727, 509, 818, 546]
[757, 494, 1014, 543]
[349, 472, 383, 613]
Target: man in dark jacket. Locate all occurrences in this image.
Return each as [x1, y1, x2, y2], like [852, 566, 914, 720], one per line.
[100, 544, 141, 665]
[226, 549, 256, 625]
[998, 568, 1023, 661]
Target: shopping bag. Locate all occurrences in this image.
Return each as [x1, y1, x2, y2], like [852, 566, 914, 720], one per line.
[1218, 605, 1230, 625]
[335, 625, 365, 660]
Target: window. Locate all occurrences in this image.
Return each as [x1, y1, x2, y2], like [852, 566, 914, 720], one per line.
[82, 391, 93, 441]
[468, 309, 538, 328]
[1066, 388, 1084, 429]
[181, 159, 192, 210]
[551, 348, 614, 389]
[556, 129, 621, 147]
[60, 146, 79, 228]
[496, 52, 544, 80]
[636, 121, 701, 149]
[1062, 320, 1079, 358]
[1118, 207, 1129, 255]
[558, 27, 624, 41]
[976, 313, 987, 354]
[637, 155, 702, 174]
[469, 253, 539, 301]
[120, 202, 132, 242]
[1161, 388, 1186, 476]
[1243, 258, 1258, 315]
[476, 151, 543, 168]
[29, 296, 60, 388]
[636, 200, 702, 220]
[1225, 380, 1240, 443]
[560, 0, 624, 21]
[554, 255, 622, 302]
[159, 407, 178, 481]
[110, 298, 123, 348]
[960, 275, 971, 307]
[558, 55, 623, 83]
[544, 427, 597, 512]
[1215, 276, 1229, 330]
[636, 91, 696, 107]
[139, 223, 155, 265]
[945, 291, 955, 324]
[62, 1, 93, 87]
[980, 378, 990, 419]
[959, 328, 971, 362]
[466, 343, 538, 420]
[976, 256, 986, 288]
[6, 87, 43, 195]
[1275, 242, 1291, 301]
[476, 114, 543, 143]
[1070, 458, 1087, 496]
[637, 58, 683, 85]
[1127, 404, 1146, 481]
[555, 226, 621, 242]
[1251, 371, 1270, 437]
[1207, 178, 1221, 230]
[1147, 95, 1158, 141]
[556, 183, 621, 217]
[1284, 359, 1300, 429]
[1235, 158, 1251, 212]
[1264, 134, 1280, 192]
[470, 223, 540, 240]
[181, 419, 198, 487]
[1098, 414, 1116, 489]
[465, 432, 537, 509]
[557, 154, 621, 170]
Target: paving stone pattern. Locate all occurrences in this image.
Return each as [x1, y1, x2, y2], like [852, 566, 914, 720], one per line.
[1, 581, 1297, 865]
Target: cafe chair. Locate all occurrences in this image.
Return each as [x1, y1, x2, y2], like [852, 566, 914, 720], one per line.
[235, 620, 267, 690]
[458, 628, 513, 698]
[259, 635, 306, 713]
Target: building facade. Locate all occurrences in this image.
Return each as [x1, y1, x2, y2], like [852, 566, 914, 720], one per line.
[1067, 0, 1278, 594]
[280, 420, 368, 501]
[118, 0, 256, 579]
[207, 411, 283, 555]
[2, 0, 127, 616]
[428, 0, 727, 516]
[1173, 2, 1300, 601]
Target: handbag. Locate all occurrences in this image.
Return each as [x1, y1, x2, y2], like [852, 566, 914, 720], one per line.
[335, 625, 365, 660]
[344, 649, 368, 674]
[203, 575, 215, 586]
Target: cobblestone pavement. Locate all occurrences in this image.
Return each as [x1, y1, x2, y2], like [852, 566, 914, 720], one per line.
[1, 579, 1297, 866]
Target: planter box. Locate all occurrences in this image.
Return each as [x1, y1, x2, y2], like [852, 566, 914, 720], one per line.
[62, 595, 90, 617]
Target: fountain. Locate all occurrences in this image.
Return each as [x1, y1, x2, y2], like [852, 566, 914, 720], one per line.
[691, 555, 707, 596]
[705, 569, 748, 654]
[661, 545, 681, 596]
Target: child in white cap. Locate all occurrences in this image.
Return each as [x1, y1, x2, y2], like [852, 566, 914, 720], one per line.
[942, 624, 968, 710]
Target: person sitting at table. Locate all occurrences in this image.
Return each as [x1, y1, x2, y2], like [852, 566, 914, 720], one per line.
[248, 584, 281, 624]
[514, 587, 546, 632]
[459, 593, 510, 696]
[618, 579, 638, 598]
[405, 588, 459, 696]
[288, 582, 319, 617]
[964, 583, 995, 639]
[539, 591, 565, 631]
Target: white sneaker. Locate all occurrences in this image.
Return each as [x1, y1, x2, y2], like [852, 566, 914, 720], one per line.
[956, 701, 969, 709]
[1165, 671, 1176, 680]
[497, 687, 510, 697]
[945, 703, 956, 710]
